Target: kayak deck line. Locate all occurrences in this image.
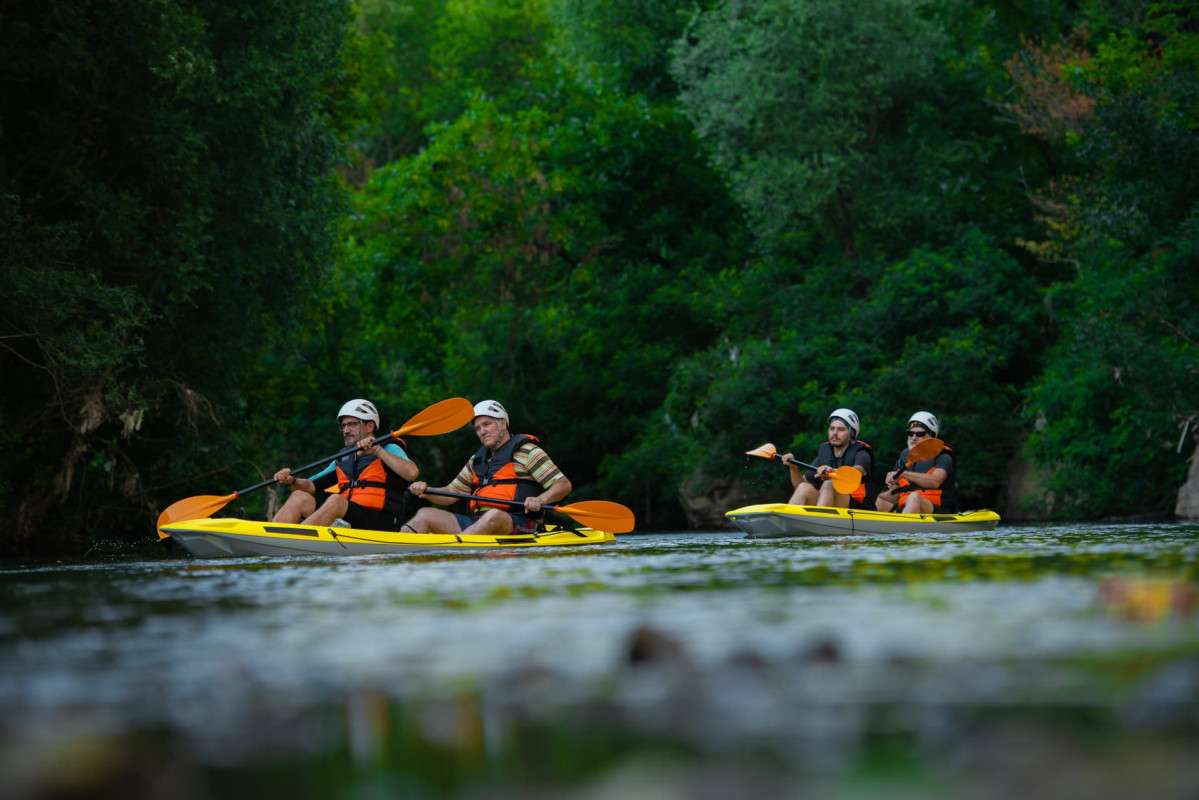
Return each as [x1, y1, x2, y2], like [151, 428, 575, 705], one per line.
[725, 503, 1001, 538]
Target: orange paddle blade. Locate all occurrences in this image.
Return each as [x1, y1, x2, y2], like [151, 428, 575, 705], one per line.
[155, 398, 472, 540]
[745, 443, 778, 459]
[907, 436, 944, 464]
[394, 397, 474, 437]
[746, 441, 859, 494]
[556, 500, 636, 534]
[828, 467, 863, 495]
[156, 492, 237, 538]
[422, 487, 635, 533]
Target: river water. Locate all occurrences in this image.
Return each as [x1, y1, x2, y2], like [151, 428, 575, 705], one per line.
[2, 522, 1198, 798]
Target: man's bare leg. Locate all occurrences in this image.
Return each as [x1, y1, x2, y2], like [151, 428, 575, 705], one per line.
[402, 507, 466, 534]
[272, 492, 317, 523]
[303, 494, 349, 526]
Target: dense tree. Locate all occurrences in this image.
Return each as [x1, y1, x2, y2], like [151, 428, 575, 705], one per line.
[342, 70, 748, 512]
[422, 0, 554, 123]
[1014, 2, 1199, 516]
[612, 231, 1040, 513]
[0, 0, 351, 551]
[671, 0, 949, 260]
[549, 0, 705, 100]
[337, 0, 448, 172]
[4, 0, 1196, 552]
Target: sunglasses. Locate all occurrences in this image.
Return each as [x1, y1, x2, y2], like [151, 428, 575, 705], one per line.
[906, 429, 930, 438]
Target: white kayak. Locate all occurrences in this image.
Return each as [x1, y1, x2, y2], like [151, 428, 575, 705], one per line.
[725, 503, 1001, 538]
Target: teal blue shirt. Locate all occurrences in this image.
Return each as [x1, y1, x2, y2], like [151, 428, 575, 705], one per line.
[311, 442, 408, 481]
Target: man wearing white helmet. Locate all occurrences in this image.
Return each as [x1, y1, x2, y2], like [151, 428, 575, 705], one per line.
[406, 399, 573, 535]
[271, 399, 419, 530]
[781, 407, 873, 508]
[876, 411, 956, 514]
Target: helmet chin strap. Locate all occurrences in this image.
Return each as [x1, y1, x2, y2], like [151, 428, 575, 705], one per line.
[491, 424, 511, 452]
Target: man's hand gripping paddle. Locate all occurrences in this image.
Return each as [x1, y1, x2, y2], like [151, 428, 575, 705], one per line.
[880, 435, 945, 499]
[421, 489, 636, 534]
[745, 443, 863, 495]
[156, 398, 475, 537]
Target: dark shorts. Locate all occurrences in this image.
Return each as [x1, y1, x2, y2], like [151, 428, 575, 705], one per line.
[452, 511, 537, 534]
[313, 489, 403, 531]
[342, 502, 402, 532]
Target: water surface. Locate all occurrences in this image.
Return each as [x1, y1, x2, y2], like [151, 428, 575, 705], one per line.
[2, 523, 1197, 797]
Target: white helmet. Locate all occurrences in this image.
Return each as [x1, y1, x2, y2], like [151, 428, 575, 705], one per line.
[908, 411, 940, 437]
[472, 399, 509, 423]
[828, 408, 860, 439]
[336, 398, 380, 426]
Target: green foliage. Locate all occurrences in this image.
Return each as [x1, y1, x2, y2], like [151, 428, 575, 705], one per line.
[620, 231, 1041, 510]
[1011, 0, 1199, 517]
[341, 68, 747, 509]
[1025, 216, 1199, 517]
[340, 0, 557, 170]
[0, 0, 351, 551]
[548, 0, 704, 99]
[322, 0, 1197, 525]
[671, 0, 949, 258]
[338, 0, 448, 169]
[5, 0, 1197, 548]
[422, 0, 554, 123]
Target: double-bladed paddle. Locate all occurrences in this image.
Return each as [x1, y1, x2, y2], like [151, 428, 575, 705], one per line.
[421, 488, 636, 534]
[745, 442, 863, 495]
[879, 435, 946, 500]
[156, 397, 475, 536]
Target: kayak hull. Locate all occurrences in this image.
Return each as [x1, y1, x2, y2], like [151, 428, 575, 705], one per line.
[160, 517, 616, 558]
[725, 504, 1001, 538]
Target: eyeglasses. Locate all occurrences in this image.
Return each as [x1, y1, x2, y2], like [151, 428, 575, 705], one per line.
[907, 429, 929, 438]
[339, 420, 362, 431]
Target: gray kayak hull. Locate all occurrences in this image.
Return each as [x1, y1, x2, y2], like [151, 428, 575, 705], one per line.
[725, 504, 1001, 538]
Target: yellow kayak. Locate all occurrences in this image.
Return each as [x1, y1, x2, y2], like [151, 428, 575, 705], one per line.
[159, 517, 616, 558]
[725, 503, 1001, 538]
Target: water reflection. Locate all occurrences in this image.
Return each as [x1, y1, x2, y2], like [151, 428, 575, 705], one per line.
[0, 523, 1197, 797]
[1099, 577, 1198, 624]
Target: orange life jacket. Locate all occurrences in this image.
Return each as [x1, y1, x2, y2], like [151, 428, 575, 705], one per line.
[897, 445, 955, 508]
[334, 438, 410, 516]
[469, 434, 543, 513]
[810, 439, 873, 502]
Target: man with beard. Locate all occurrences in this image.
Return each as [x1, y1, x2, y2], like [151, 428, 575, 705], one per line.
[272, 399, 418, 530]
[781, 407, 873, 508]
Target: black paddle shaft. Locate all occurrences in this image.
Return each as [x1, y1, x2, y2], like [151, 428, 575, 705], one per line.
[773, 454, 823, 472]
[882, 442, 946, 495]
[423, 487, 530, 510]
[234, 432, 396, 496]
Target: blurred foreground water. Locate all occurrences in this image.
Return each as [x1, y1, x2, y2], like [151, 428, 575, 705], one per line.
[1, 522, 1198, 798]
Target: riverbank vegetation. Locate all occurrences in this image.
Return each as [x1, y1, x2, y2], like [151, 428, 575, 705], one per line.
[2, 0, 1196, 552]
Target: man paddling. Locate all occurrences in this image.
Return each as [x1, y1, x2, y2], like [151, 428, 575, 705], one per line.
[876, 411, 955, 514]
[404, 399, 572, 535]
[272, 398, 419, 530]
[782, 407, 873, 508]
